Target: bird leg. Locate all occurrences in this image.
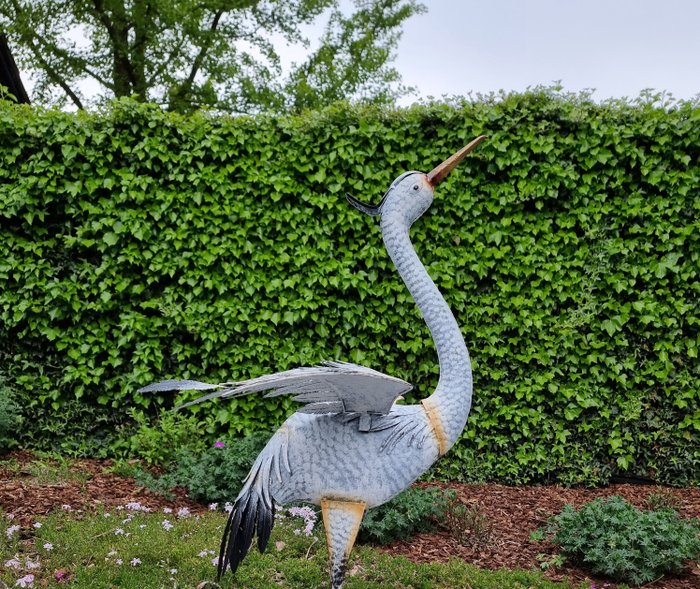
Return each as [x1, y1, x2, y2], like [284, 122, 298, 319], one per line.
[320, 498, 366, 589]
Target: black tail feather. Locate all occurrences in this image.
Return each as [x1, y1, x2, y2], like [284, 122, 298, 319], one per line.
[216, 488, 275, 580]
[257, 501, 275, 551]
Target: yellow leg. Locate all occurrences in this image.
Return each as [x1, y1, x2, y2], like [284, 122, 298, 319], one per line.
[321, 498, 366, 589]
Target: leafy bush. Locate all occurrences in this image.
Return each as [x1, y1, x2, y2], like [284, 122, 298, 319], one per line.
[1, 92, 698, 484]
[0, 380, 21, 453]
[122, 409, 209, 466]
[136, 431, 272, 503]
[544, 496, 700, 586]
[17, 399, 126, 458]
[358, 486, 454, 545]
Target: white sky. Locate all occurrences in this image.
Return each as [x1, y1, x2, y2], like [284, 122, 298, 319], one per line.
[20, 0, 700, 106]
[392, 0, 700, 104]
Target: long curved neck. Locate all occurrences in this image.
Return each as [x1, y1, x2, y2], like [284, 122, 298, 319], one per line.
[381, 215, 473, 450]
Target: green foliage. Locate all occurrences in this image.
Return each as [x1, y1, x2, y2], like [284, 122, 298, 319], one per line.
[17, 399, 127, 458]
[644, 489, 682, 511]
[0, 378, 21, 454]
[0, 0, 423, 112]
[0, 509, 585, 589]
[544, 496, 700, 586]
[359, 486, 454, 544]
[0, 90, 698, 485]
[136, 431, 272, 503]
[121, 409, 209, 466]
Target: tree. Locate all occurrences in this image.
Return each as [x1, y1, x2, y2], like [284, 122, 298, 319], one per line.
[0, 0, 424, 113]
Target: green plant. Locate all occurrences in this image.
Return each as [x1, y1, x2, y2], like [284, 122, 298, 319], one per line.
[0, 506, 586, 589]
[543, 496, 700, 586]
[645, 489, 682, 511]
[358, 486, 454, 545]
[1, 92, 698, 485]
[0, 380, 21, 454]
[442, 499, 492, 547]
[17, 399, 127, 458]
[536, 553, 567, 572]
[136, 431, 272, 503]
[123, 409, 209, 466]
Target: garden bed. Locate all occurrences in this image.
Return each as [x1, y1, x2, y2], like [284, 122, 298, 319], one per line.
[1, 451, 698, 588]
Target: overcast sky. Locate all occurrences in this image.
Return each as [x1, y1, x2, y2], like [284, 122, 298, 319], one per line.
[19, 0, 700, 106]
[391, 0, 700, 104]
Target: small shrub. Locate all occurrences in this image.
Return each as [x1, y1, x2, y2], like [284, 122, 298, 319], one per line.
[18, 399, 125, 458]
[123, 409, 210, 466]
[644, 489, 682, 512]
[442, 499, 492, 547]
[135, 431, 272, 503]
[0, 381, 22, 454]
[545, 496, 700, 586]
[358, 486, 454, 545]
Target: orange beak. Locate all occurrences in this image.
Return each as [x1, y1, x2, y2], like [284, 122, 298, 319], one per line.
[426, 135, 488, 187]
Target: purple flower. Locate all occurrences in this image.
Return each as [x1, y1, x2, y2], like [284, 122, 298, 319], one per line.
[14, 574, 35, 588]
[288, 506, 317, 537]
[214, 441, 225, 448]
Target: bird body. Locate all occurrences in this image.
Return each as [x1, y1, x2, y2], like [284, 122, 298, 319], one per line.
[265, 406, 439, 508]
[139, 136, 487, 588]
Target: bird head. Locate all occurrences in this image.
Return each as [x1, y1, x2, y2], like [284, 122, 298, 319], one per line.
[347, 135, 487, 225]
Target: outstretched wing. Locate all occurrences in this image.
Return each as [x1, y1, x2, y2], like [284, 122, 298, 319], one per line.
[138, 361, 412, 430]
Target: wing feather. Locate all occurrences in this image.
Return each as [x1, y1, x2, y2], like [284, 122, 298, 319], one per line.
[139, 361, 412, 421]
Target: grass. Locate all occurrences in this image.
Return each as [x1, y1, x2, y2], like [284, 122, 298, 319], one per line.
[0, 505, 589, 589]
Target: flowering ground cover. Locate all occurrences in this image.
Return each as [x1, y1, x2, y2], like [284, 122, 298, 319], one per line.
[0, 452, 698, 588]
[0, 505, 582, 589]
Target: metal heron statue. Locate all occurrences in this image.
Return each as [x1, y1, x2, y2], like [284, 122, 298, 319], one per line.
[139, 135, 487, 589]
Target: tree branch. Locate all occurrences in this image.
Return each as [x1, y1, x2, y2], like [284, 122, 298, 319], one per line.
[168, 9, 224, 108]
[6, 0, 84, 107]
[146, 31, 186, 87]
[90, 0, 138, 91]
[25, 32, 115, 91]
[27, 40, 84, 108]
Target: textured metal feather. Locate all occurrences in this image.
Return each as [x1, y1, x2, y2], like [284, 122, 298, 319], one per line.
[217, 442, 283, 580]
[173, 361, 412, 425]
[137, 379, 222, 393]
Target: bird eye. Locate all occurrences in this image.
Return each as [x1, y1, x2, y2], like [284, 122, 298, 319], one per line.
[412, 184, 420, 191]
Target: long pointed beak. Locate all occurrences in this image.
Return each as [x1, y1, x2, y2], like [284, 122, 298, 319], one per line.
[426, 135, 488, 187]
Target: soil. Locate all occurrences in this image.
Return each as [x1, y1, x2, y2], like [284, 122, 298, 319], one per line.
[1, 451, 698, 588]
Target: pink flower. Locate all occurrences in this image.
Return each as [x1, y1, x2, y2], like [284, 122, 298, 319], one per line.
[214, 441, 225, 448]
[54, 570, 69, 582]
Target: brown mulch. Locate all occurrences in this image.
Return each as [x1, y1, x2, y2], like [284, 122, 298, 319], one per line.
[0, 451, 206, 525]
[383, 481, 700, 589]
[1, 451, 699, 588]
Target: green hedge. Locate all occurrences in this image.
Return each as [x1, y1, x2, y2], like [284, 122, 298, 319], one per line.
[1, 91, 698, 485]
